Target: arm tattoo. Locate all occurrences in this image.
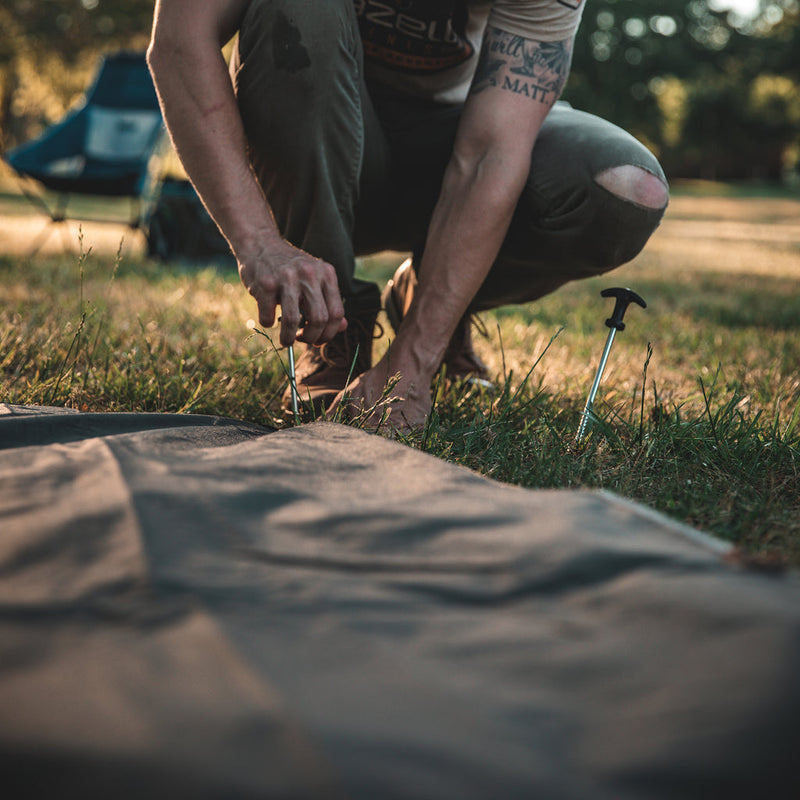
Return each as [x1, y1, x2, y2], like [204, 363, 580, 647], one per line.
[471, 27, 573, 106]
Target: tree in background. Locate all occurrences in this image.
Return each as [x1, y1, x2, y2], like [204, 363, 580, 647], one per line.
[0, 0, 154, 154]
[565, 0, 800, 181]
[1, 0, 799, 182]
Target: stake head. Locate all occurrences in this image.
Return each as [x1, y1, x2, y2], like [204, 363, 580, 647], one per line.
[601, 287, 647, 331]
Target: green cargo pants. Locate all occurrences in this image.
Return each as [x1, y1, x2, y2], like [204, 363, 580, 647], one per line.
[231, 0, 668, 316]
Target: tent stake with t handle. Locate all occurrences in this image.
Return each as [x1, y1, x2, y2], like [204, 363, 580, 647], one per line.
[576, 287, 647, 443]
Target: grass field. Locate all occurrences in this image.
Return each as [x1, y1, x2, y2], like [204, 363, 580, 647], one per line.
[2, 181, 799, 566]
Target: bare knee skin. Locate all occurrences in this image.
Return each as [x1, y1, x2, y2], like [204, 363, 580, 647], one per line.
[594, 165, 669, 211]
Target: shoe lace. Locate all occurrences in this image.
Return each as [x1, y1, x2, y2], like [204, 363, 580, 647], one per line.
[319, 316, 384, 369]
[448, 313, 487, 356]
[469, 313, 489, 341]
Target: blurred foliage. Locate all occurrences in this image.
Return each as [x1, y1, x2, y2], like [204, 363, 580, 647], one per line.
[0, 0, 154, 150]
[565, 0, 800, 180]
[1, 0, 799, 182]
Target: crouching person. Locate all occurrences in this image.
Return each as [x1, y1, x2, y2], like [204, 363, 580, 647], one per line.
[147, 0, 668, 431]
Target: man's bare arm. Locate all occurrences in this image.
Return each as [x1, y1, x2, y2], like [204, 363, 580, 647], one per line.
[403, 28, 572, 371]
[147, 0, 345, 346]
[339, 27, 573, 427]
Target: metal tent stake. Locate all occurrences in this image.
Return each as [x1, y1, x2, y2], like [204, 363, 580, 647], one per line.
[576, 328, 618, 443]
[576, 287, 647, 443]
[287, 344, 299, 418]
[278, 311, 302, 420]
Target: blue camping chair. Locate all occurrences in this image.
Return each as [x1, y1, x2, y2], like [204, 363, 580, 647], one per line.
[4, 51, 166, 255]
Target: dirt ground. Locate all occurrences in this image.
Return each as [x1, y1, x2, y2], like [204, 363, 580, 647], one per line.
[0, 213, 148, 259]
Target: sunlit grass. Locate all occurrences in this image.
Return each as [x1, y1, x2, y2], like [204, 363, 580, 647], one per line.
[0, 247, 283, 424]
[2, 187, 799, 565]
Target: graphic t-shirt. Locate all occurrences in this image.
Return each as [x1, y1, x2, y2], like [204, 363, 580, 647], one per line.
[355, 0, 586, 102]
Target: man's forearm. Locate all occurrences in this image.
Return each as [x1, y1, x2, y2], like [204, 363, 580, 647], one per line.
[147, 40, 280, 259]
[395, 146, 531, 377]
[392, 29, 574, 381]
[147, 0, 346, 345]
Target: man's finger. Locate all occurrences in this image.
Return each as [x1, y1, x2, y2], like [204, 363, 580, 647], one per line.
[317, 283, 347, 344]
[278, 293, 303, 347]
[295, 291, 328, 346]
[257, 293, 278, 330]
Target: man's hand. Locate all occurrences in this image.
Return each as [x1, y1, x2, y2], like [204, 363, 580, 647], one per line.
[237, 238, 346, 347]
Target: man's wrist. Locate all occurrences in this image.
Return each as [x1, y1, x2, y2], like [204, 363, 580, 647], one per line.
[389, 322, 449, 382]
[230, 223, 286, 265]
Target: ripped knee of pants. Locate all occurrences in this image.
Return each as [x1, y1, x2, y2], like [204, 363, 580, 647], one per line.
[575, 164, 669, 273]
[593, 165, 669, 211]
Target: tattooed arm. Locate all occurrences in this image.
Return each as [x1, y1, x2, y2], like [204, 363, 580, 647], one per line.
[337, 26, 573, 429]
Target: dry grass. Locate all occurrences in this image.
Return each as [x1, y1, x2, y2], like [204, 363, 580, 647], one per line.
[2, 182, 799, 563]
[362, 188, 800, 425]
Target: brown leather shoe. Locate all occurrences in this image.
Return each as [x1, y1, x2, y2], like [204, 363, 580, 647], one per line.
[281, 306, 381, 419]
[382, 257, 493, 385]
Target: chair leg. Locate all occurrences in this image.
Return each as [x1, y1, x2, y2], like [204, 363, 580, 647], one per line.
[52, 193, 68, 223]
[18, 189, 76, 259]
[24, 219, 76, 259]
[57, 220, 76, 254]
[25, 221, 57, 259]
